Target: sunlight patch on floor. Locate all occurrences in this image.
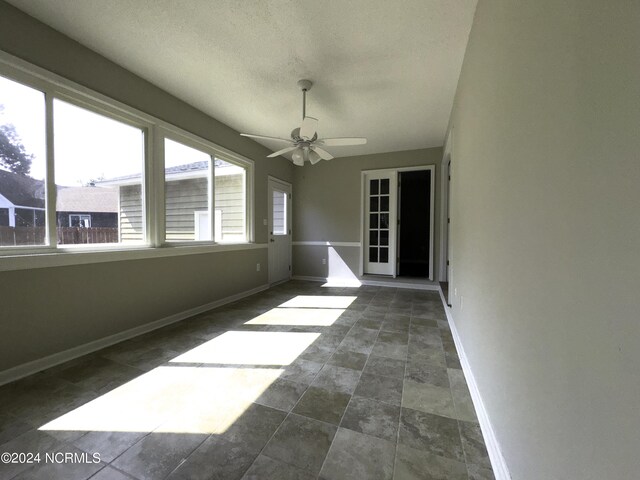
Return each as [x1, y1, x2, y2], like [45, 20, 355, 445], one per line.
[278, 295, 357, 309]
[245, 307, 344, 326]
[40, 366, 283, 434]
[171, 331, 320, 365]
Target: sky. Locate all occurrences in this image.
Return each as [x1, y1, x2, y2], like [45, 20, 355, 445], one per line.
[0, 74, 211, 187]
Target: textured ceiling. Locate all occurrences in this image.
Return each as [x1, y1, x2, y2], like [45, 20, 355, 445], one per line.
[7, 0, 477, 158]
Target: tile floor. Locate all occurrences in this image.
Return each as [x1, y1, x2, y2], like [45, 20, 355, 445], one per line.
[0, 280, 494, 480]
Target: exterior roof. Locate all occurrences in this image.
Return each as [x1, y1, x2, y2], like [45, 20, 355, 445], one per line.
[104, 160, 209, 183]
[0, 169, 118, 212]
[56, 186, 118, 213]
[0, 169, 45, 208]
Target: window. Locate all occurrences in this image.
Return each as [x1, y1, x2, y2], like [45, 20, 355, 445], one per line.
[164, 138, 211, 242]
[0, 56, 254, 262]
[272, 190, 287, 235]
[54, 99, 144, 245]
[69, 214, 91, 228]
[0, 75, 47, 246]
[214, 158, 246, 242]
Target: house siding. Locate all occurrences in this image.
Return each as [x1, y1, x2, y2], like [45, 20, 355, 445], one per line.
[119, 173, 244, 242]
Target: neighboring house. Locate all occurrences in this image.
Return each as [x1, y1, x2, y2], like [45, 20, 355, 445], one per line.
[55, 186, 118, 228]
[0, 169, 118, 245]
[100, 160, 245, 242]
[0, 169, 46, 228]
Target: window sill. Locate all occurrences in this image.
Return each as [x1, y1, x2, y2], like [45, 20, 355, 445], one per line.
[0, 242, 267, 272]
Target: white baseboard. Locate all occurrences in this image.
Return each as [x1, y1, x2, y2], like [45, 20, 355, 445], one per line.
[0, 283, 269, 387]
[438, 287, 511, 480]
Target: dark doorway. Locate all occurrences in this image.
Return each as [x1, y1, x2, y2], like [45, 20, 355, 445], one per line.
[398, 170, 431, 277]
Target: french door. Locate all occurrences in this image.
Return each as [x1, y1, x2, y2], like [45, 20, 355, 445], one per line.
[268, 177, 292, 285]
[363, 171, 397, 275]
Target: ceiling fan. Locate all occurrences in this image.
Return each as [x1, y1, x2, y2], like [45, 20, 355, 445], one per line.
[240, 80, 366, 166]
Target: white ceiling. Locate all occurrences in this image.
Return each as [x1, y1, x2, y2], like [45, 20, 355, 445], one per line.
[8, 0, 477, 158]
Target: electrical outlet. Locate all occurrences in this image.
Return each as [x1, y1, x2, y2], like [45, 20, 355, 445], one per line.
[263, 219, 268, 226]
[454, 287, 458, 296]
[322, 258, 326, 265]
[460, 295, 464, 310]
[256, 263, 260, 272]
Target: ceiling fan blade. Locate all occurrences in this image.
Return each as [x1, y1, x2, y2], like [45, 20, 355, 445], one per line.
[267, 146, 297, 158]
[308, 150, 323, 165]
[299, 116, 318, 140]
[292, 149, 304, 166]
[317, 137, 367, 146]
[312, 146, 334, 161]
[240, 133, 292, 143]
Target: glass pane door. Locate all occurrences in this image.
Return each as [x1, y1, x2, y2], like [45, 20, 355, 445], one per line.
[364, 172, 396, 275]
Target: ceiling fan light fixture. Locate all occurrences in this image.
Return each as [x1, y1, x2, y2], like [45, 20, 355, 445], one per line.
[292, 149, 304, 166]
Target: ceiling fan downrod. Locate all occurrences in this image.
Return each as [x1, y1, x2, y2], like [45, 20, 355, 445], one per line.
[297, 79, 312, 120]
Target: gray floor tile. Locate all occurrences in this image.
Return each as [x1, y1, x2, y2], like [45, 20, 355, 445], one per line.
[340, 396, 399, 442]
[293, 386, 351, 425]
[112, 432, 208, 480]
[459, 421, 492, 469]
[311, 365, 361, 394]
[377, 331, 409, 346]
[402, 381, 456, 418]
[242, 454, 315, 480]
[279, 359, 324, 385]
[410, 317, 439, 328]
[254, 378, 308, 412]
[74, 431, 148, 463]
[394, 443, 468, 480]
[262, 414, 337, 475]
[354, 373, 403, 406]
[405, 359, 450, 387]
[0, 414, 32, 446]
[399, 407, 464, 462]
[319, 427, 395, 480]
[89, 466, 134, 480]
[363, 355, 405, 379]
[12, 445, 104, 480]
[407, 345, 446, 368]
[448, 369, 478, 423]
[370, 342, 408, 361]
[0, 430, 62, 480]
[327, 350, 368, 371]
[166, 436, 257, 480]
[0, 281, 493, 480]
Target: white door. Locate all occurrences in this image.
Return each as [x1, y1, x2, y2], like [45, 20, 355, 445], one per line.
[364, 171, 397, 276]
[268, 178, 292, 284]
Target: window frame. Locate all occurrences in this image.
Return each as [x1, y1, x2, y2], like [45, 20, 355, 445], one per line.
[0, 50, 255, 271]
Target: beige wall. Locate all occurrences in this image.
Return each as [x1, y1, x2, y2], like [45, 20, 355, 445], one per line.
[0, 2, 291, 373]
[292, 148, 442, 279]
[447, 0, 640, 478]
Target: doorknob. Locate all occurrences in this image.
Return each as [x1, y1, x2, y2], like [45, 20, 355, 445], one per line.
[270, 238, 275, 242]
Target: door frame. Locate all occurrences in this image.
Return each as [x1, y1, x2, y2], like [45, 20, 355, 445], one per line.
[359, 165, 435, 280]
[267, 176, 292, 285]
[439, 129, 453, 282]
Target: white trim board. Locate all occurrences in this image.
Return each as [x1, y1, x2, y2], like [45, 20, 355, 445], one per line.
[0, 242, 268, 272]
[438, 286, 512, 480]
[0, 283, 269, 387]
[292, 241, 361, 247]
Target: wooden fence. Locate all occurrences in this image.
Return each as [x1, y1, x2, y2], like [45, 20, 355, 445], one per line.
[0, 226, 119, 246]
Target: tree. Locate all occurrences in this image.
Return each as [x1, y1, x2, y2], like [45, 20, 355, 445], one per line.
[0, 105, 33, 175]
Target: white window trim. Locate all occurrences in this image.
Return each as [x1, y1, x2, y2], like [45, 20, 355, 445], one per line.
[0, 49, 256, 270]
